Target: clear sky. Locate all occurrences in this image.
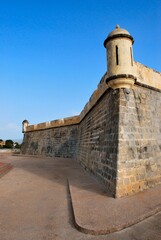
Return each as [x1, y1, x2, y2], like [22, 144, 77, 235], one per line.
[0, 0, 161, 141]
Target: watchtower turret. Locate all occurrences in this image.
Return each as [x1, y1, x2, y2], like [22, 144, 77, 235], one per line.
[104, 25, 136, 89]
[22, 120, 29, 133]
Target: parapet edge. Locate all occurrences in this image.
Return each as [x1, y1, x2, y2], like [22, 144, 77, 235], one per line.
[25, 63, 161, 133]
[135, 61, 161, 90]
[26, 115, 80, 132]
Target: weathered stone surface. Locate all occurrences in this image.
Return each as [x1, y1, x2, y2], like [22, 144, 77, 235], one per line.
[21, 24, 161, 198]
[77, 88, 119, 196]
[21, 125, 78, 158]
[116, 85, 161, 197]
[21, 72, 161, 198]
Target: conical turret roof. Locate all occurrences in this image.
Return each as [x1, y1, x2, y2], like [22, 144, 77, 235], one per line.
[104, 25, 134, 47]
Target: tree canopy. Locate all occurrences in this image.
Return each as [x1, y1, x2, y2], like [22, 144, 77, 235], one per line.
[0, 139, 21, 149]
[5, 140, 14, 149]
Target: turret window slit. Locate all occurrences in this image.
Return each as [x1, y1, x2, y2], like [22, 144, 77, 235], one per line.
[116, 46, 119, 65]
[130, 47, 133, 66]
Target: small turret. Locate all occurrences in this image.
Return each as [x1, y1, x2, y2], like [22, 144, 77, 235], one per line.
[104, 25, 136, 89]
[22, 120, 29, 133]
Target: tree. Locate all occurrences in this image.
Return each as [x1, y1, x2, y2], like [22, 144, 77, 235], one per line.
[0, 139, 4, 149]
[5, 140, 14, 149]
[14, 142, 21, 149]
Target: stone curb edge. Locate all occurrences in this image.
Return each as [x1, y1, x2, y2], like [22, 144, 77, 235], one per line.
[67, 179, 161, 235]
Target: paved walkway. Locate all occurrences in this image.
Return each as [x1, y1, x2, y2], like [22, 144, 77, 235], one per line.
[0, 154, 161, 240]
[69, 170, 161, 235]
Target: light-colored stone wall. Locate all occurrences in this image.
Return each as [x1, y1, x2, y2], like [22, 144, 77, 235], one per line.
[106, 38, 135, 77]
[26, 116, 80, 132]
[24, 61, 161, 135]
[135, 61, 161, 90]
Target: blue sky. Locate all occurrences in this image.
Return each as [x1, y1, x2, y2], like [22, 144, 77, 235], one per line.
[0, 0, 161, 140]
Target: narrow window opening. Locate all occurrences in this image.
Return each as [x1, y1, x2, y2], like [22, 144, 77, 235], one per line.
[116, 46, 119, 65]
[130, 47, 133, 66]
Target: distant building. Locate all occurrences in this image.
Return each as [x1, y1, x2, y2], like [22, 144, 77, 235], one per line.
[0, 140, 5, 147]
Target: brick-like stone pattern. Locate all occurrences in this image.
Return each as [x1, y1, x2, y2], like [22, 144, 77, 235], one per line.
[21, 82, 161, 198]
[21, 125, 78, 158]
[117, 85, 161, 197]
[77, 88, 119, 196]
[21, 89, 120, 196]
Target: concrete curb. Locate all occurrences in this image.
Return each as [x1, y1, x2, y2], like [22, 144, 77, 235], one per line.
[68, 178, 161, 235]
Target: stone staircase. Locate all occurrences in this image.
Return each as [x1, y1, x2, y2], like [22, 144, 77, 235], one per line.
[0, 162, 13, 178]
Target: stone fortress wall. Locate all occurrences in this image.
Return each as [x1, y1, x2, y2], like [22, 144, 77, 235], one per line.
[21, 26, 161, 198]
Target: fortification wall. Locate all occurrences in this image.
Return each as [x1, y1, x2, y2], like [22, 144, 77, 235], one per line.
[116, 85, 161, 197]
[21, 124, 79, 158]
[77, 88, 119, 196]
[21, 61, 161, 197]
